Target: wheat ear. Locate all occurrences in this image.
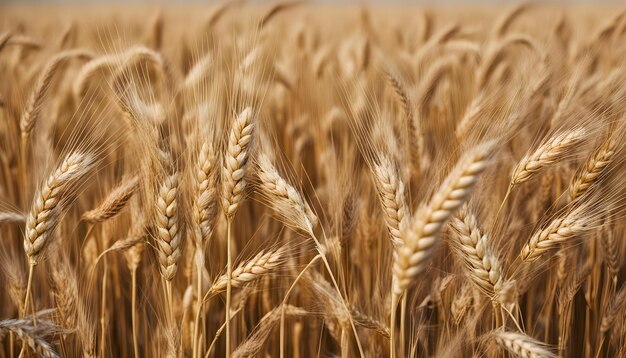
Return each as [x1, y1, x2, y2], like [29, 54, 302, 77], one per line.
[383, 69, 423, 169]
[511, 128, 586, 185]
[0, 319, 61, 358]
[24, 152, 94, 265]
[491, 330, 556, 358]
[155, 172, 182, 281]
[20, 50, 93, 137]
[392, 141, 494, 296]
[0, 212, 26, 224]
[82, 176, 139, 223]
[257, 153, 317, 233]
[521, 209, 589, 261]
[222, 107, 255, 218]
[448, 208, 503, 298]
[372, 156, 408, 247]
[569, 137, 616, 201]
[192, 142, 218, 250]
[50, 258, 78, 329]
[601, 283, 626, 333]
[210, 247, 285, 293]
[599, 223, 618, 283]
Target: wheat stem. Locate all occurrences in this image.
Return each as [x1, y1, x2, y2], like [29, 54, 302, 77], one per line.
[225, 220, 232, 358]
[18, 264, 35, 358]
[131, 267, 139, 358]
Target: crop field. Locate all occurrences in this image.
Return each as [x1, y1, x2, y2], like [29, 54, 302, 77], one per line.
[1, 2, 626, 357]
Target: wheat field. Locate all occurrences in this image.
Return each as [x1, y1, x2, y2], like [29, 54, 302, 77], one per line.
[1, 2, 626, 357]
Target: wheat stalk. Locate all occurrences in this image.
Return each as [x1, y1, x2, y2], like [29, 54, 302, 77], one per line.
[255, 154, 364, 356]
[0, 211, 26, 224]
[390, 141, 493, 357]
[190, 141, 219, 358]
[221, 107, 255, 358]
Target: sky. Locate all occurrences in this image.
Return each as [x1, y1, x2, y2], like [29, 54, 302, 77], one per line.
[1, 0, 620, 4]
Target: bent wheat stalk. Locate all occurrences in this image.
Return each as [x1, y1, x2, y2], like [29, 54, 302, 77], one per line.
[256, 154, 365, 357]
[390, 141, 494, 357]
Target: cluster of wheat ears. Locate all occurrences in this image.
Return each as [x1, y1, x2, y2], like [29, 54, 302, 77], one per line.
[1, 1, 626, 357]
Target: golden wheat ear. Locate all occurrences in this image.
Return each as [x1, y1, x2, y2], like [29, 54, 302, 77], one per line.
[210, 247, 286, 293]
[24, 152, 95, 265]
[489, 330, 556, 358]
[256, 153, 317, 234]
[448, 207, 504, 299]
[81, 175, 139, 223]
[155, 172, 182, 281]
[511, 128, 586, 185]
[393, 141, 495, 296]
[0, 318, 62, 358]
[371, 155, 408, 247]
[520, 207, 590, 262]
[222, 107, 255, 219]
